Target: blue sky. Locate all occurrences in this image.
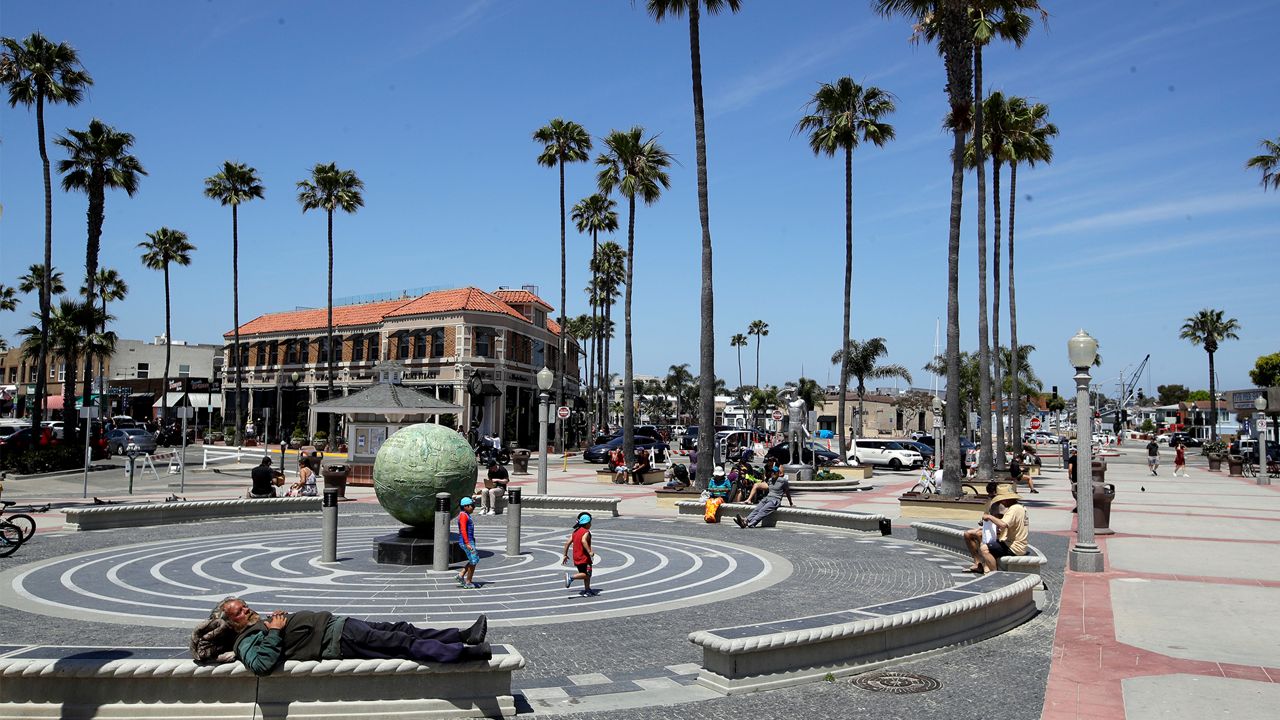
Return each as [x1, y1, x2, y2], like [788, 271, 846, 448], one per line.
[2, 0, 1277, 398]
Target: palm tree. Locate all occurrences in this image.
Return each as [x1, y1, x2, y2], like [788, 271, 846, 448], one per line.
[591, 241, 626, 428]
[665, 363, 694, 421]
[646, 0, 742, 490]
[204, 162, 265, 446]
[19, 264, 65, 298]
[0, 284, 16, 313]
[16, 298, 112, 444]
[748, 319, 769, 425]
[1179, 309, 1241, 442]
[534, 119, 592, 453]
[56, 118, 146, 413]
[996, 344, 1041, 415]
[139, 228, 195, 424]
[1004, 97, 1056, 455]
[297, 162, 364, 443]
[1, 32, 92, 432]
[596, 126, 672, 465]
[16, 264, 65, 420]
[572, 193, 619, 436]
[794, 376, 824, 412]
[730, 333, 748, 398]
[798, 76, 896, 462]
[1246, 136, 1280, 191]
[83, 267, 127, 420]
[833, 337, 913, 443]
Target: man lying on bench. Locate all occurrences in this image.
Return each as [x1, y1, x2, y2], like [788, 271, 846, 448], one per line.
[191, 597, 492, 674]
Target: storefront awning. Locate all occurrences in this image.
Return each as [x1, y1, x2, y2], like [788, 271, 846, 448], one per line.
[153, 392, 186, 409]
[47, 395, 65, 411]
[189, 392, 222, 410]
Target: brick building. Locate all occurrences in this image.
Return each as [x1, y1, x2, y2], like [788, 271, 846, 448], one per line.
[222, 286, 580, 448]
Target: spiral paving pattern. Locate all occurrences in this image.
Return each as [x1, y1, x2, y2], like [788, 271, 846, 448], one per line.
[5, 526, 788, 628]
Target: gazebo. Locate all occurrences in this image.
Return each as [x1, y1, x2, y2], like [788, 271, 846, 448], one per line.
[309, 361, 464, 485]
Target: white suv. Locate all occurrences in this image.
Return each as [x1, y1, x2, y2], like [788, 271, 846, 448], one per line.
[847, 439, 923, 470]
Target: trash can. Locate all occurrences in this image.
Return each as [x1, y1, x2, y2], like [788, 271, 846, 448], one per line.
[1227, 455, 1245, 476]
[512, 448, 531, 475]
[323, 464, 349, 498]
[1071, 480, 1116, 534]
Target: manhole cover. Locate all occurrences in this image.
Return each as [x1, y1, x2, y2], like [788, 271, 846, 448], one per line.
[851, 671, 941, 694]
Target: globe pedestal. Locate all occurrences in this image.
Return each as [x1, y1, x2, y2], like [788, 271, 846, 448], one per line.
[374, 528, 466, 566]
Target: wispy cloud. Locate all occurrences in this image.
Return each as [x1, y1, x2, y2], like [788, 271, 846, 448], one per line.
[1039, 225, 1276, 271]
[397, 0, 493, 60]
[1023, 191, 1274, 239]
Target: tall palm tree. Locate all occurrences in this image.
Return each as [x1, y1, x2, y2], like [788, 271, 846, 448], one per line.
[832, 337, 913, 441]
[730, 333, 748, 398]
[17, 265, 65, 420]
[83, 268, 127, 420]
[16, 299, 112, 444]
[139, 228, 195, 424]
[1004, 97, 1055, 454]
[1, 32, 92, 432]
[748, 320, 769, 389]
[996, 343, 1041, 409]
[794, 376, 824, 412]
[1179, 309, 1241, 441]
[204, 162, 265, 446]
[646, 0, 742, 490]
[56, 118, 146, 413]
[19, 264, 66, 299]
[665, 363, 694, 420]
[798, 76, 896, 462]
[297, 162, 364, 443]
[591, 241, 626, 428]
[1246, 136, 1280, 191]
[534, 119, 592, 453]
[875, 0, 972, 495]
[596, 127, 672, 465]
[572, 193, 619, 436]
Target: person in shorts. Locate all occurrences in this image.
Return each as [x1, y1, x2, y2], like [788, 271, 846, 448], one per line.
[1146, 439, 1160, 475]
[479, 462, 508, 514]
[965, 491, 1029, 573]
[456, 497, 479, 589]
[562, 513, 598, 597]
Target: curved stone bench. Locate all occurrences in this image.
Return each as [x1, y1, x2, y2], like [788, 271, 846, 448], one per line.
[0, 644, 525, 718]
[674, 500, 889, 534]
[63, 497, 321, 531]
[521, 494, 621, 517]
[687, 572, 1040, 694]
[911, 521, 1048, 575]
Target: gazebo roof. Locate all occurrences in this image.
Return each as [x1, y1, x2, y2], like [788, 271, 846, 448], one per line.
[311, 383, 462, 416]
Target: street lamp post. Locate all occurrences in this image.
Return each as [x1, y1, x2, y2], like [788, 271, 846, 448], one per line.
[1068, 329, 1104, 572]
[536, 366, 554, 495]
[1255, 395, 1269, 485]
[932, 395, 944, 474]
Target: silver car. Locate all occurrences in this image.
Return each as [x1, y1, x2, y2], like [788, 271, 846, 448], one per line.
[105, 428, 158, 455]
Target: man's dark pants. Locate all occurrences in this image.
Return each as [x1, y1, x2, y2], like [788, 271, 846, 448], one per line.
[339, 619, 464, 663]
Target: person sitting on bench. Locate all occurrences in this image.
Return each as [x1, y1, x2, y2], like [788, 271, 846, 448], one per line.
[629, 448, 653, 485]
[662, 463, 691, 489]
[734, 465, 793, 529]
[962, 491, 1029, 574]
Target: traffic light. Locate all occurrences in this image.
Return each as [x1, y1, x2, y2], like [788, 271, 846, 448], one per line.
[1052, 386, 1058, 399]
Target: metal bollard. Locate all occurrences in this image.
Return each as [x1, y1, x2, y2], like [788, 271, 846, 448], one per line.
[506, 488, 522, 556]
[432, 493, 451, 572]
[878, 518, 892, 536]
[321, 487, 339, 562]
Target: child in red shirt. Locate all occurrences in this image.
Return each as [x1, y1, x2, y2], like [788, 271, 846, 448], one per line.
[561, 513, 598, 597]
[456, 497, 479, 589]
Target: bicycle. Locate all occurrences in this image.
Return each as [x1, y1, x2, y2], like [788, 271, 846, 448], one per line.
[909, 467, 941, 495]
[0, 500, 34, 558]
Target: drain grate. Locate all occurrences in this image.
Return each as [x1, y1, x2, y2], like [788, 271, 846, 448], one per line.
[851, 671, 942, 694]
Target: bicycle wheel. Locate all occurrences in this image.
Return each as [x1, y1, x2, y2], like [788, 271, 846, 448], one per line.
[0, 523, 22, 558]
[5, 514, 35, 542]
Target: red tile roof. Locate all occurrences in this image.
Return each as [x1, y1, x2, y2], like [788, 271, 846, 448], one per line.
[493, 289, 553, 311]
[546, 318, 562, 337]
[228, 298, 413, 337]
[386, 287, 528, 322]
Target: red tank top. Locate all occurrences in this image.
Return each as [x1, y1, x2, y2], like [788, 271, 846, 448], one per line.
[571, 526, 591, 565]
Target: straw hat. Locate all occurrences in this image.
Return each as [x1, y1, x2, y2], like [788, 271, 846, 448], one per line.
[987, 491, 1020, 508]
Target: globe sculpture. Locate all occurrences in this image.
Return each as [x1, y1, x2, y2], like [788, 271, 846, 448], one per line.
[373, 423, 477, 529]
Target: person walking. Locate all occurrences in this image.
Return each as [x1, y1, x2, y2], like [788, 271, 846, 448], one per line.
[1146, 438, 1160, 476]
[456, 497, 479, 589]
[1173, 442, 1189, 477]
[562, 513, 598, 597]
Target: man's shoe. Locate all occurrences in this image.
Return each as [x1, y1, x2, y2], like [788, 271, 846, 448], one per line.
[463, 615, 488, 644]
[456, 575, 466, 587]
[565, 572, 573, 588]
[733, 514, 746, 529]
[459, 642, 492, 662]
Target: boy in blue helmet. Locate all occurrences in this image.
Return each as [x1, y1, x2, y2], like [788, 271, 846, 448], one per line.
[456, 497, 479, 589]
[561, 513, 599, 597]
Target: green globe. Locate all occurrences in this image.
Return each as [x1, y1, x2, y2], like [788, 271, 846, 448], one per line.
[372, 423, 477, 528]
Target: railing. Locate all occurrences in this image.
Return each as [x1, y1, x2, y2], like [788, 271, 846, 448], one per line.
[201, 444, 269, 469]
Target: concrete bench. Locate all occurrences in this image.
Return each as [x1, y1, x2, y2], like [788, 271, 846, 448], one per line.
[688, 571, 1040, 694]
[63, 496, 321, 531]
[910, 521, 1048, 575]
[675, 500, 889, 534]
[594, 468, 663, 485]
[474, 493, 622, 517]
[0, 644, 525, 719]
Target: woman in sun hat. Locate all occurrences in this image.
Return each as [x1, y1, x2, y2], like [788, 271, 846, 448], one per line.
[964, 491, 1029, 574]
[562, 513, 599, 597]
[704, 466, 733, 522]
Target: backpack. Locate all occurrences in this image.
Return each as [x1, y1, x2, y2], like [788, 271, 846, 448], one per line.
[673, 464, 689, 482]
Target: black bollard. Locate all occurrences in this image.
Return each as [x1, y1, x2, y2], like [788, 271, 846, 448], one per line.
[322, 487, 339, 562]
[506, 488, 522, 556]
[432, 493, 451, 572]
[879, 518, 892, 536]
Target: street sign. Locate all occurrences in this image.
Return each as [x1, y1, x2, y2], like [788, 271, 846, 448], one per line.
[1259, 417, 1269, 430]
[771, 409, 783, 421]
[1030, 417, 1041, 430]
[556, 406, 571, 419]
[78, 406, 100, 419]
[175, 407, 195, 419]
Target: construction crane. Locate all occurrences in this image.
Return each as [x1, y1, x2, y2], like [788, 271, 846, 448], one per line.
[1119, 354, 1150, 408]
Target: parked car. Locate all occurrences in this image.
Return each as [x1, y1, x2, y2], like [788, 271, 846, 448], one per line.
[583, 435, 671, 464]
[847, 439, 923, 470]
[764, 441, 840, 467]
[105, 428, 158, 455]
[1167, 432, 1202, 448]
[1229, 440, 1280, 464]
[893, 439, 935, 462]
[0, 427, 40, 460]
[593, 425, 660, 446]
[109, 415, 140, 429]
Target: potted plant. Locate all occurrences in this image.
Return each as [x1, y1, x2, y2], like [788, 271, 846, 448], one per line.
[313, 430, 328, 452]
[1204, 439, 1226, 470]
[290, 428, 307, 450]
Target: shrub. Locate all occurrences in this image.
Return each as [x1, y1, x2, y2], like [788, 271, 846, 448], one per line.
[1203, 439, 1227, 456]
[3, 446, 84, 475]
[813, 469, 843, 481]
[291, 427, 308, 440]
[313, 431, 328, 441]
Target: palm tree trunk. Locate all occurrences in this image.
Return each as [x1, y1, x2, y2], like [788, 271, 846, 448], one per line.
[838, 145, 853, 463]
[555, 160, 567, 451]
[327, 209, 336, 444]
[1208, 350, 1218, 441]
[588, 231, 599, 439]
[689, 3, 717, 489]
[81, 174, 104, 416]
[974, 45, 994, 483]
[992, 154, 1005, 467]
[162, 264, 172, 425]
[63, 351, 78, 442]
[99, 296, 108, 421]
[603, 300, 612, 430]
[857, 388, 866, 444]
[34, 92, 51, 432]
[736, 347, 743, 397]
[232, 204, 243, 446]
[942, 35, 971, 495]
[1008, 163, 1022, 456]
[622, 196, 636, 466]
